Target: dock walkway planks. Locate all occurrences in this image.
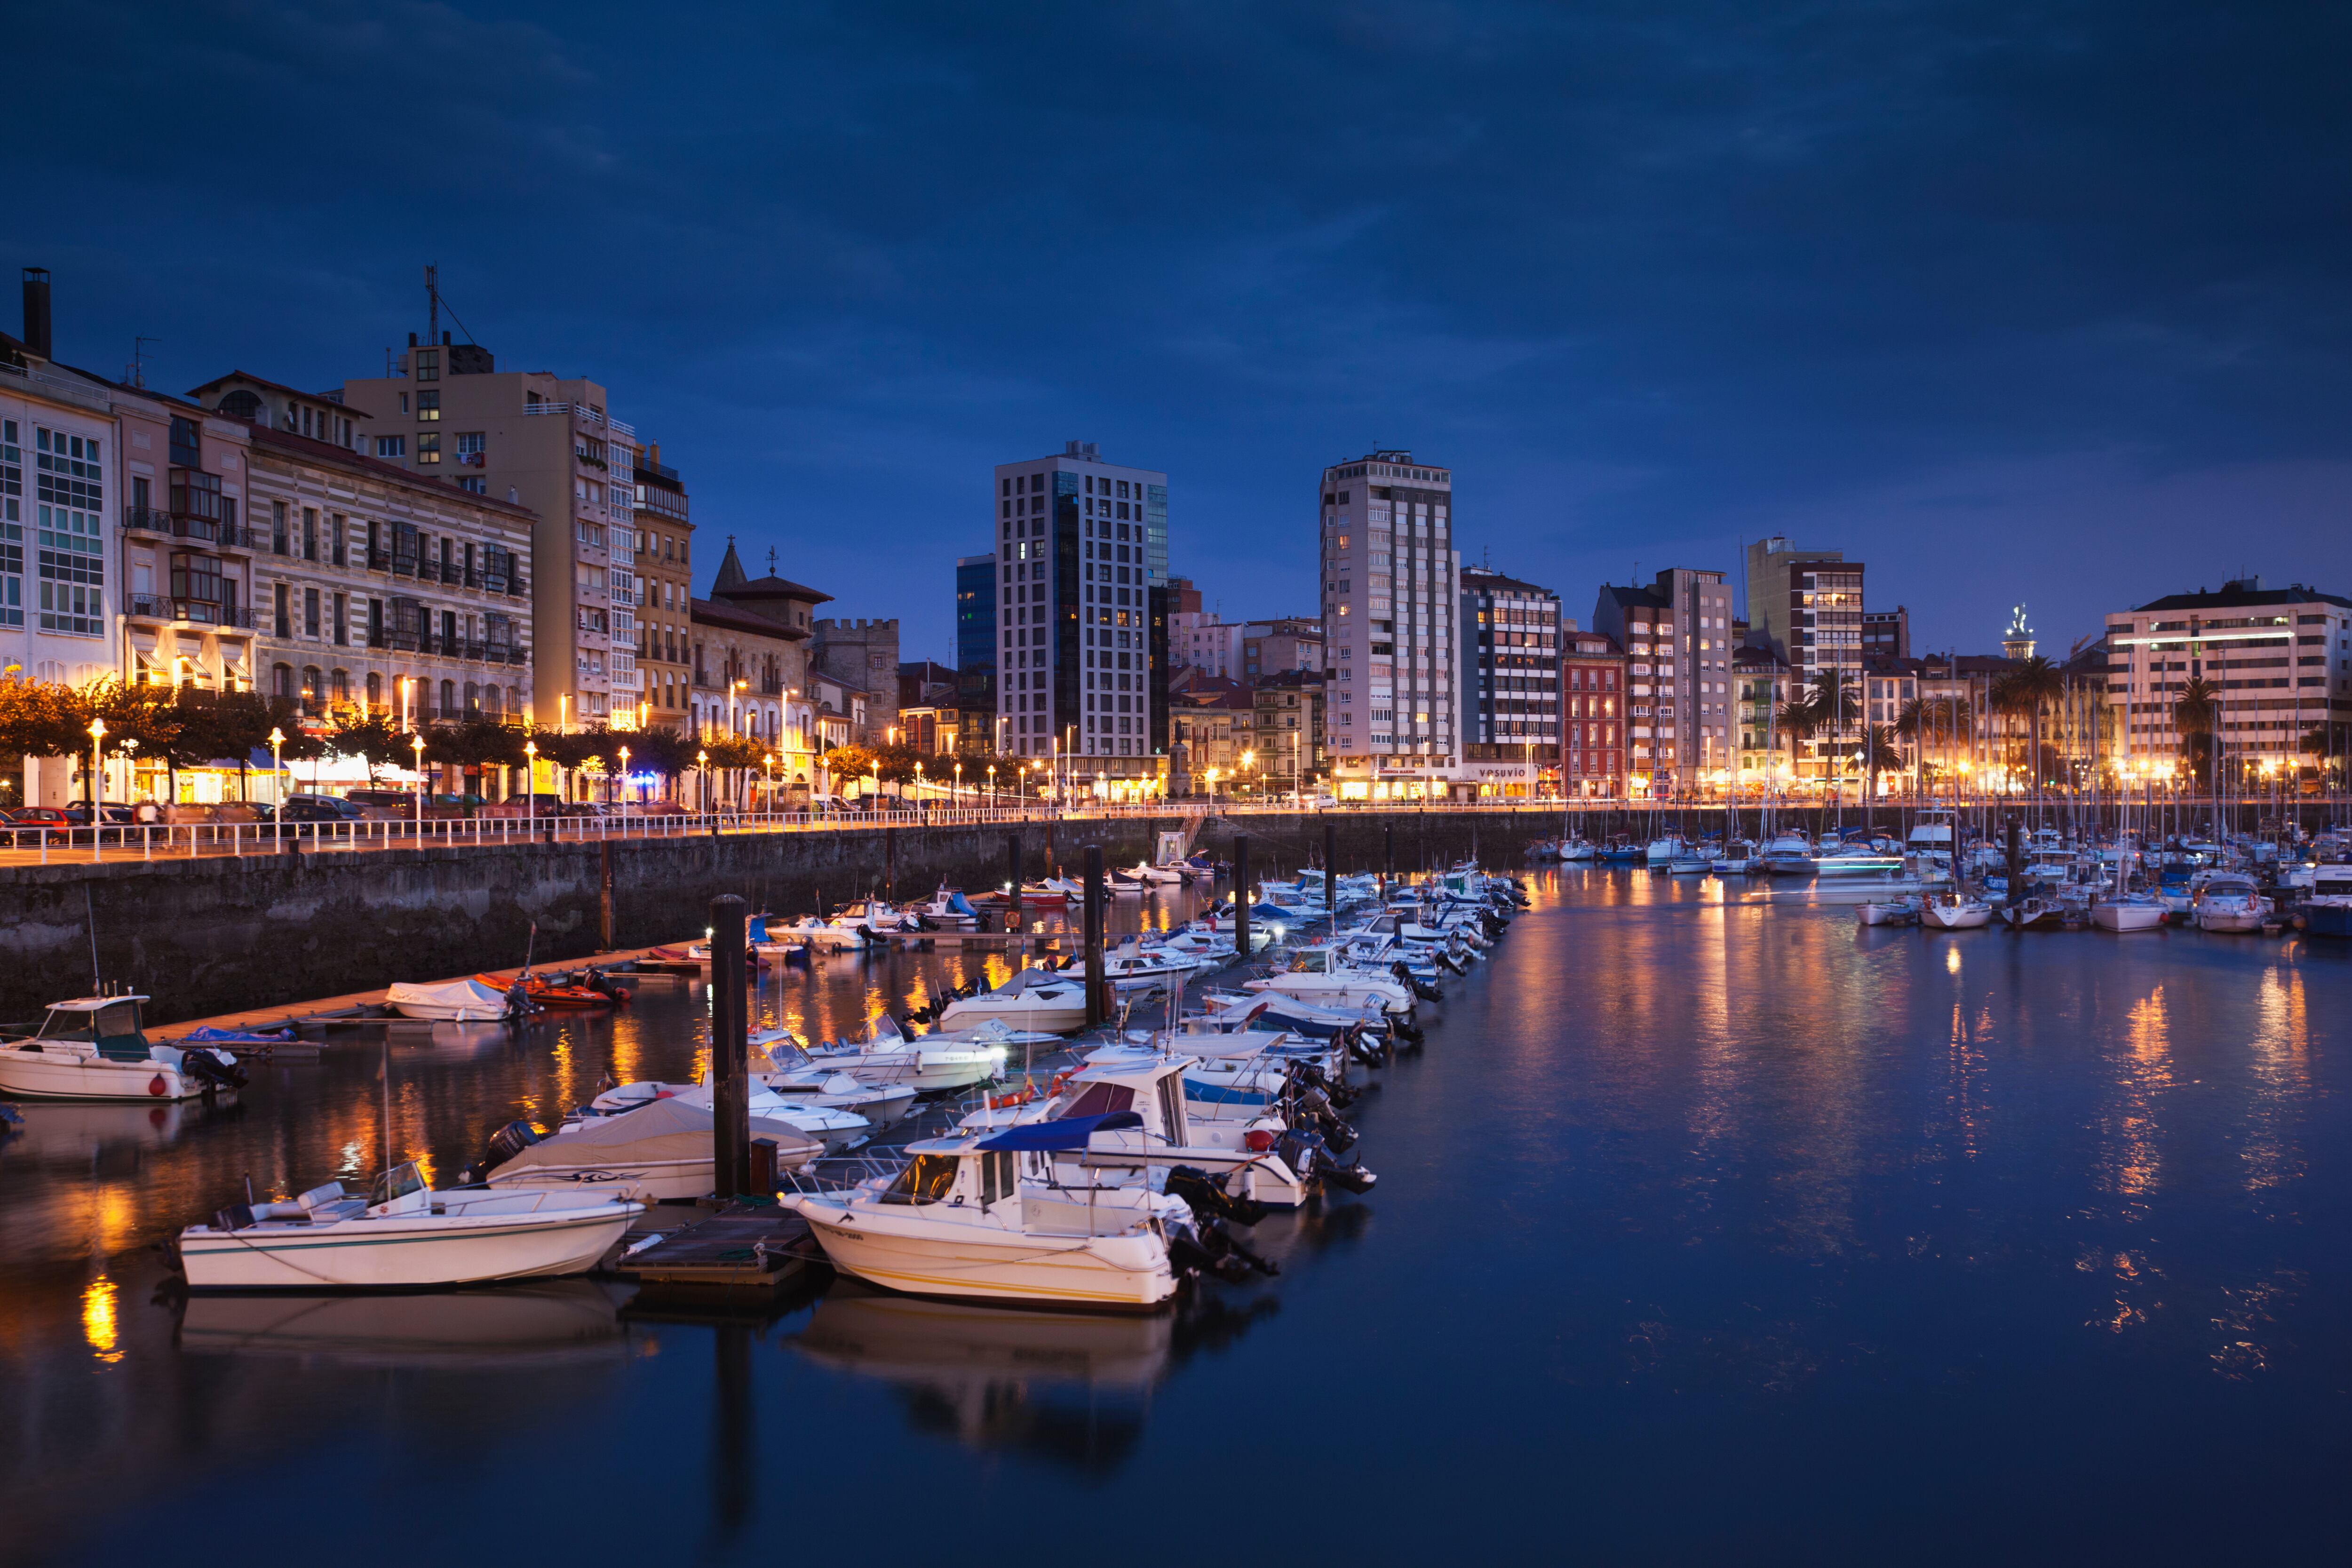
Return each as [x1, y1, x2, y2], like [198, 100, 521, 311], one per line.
[619, 1202, 821, 1298]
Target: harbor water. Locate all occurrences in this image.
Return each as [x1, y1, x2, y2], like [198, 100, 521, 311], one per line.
[4, 870, 2351, 1563]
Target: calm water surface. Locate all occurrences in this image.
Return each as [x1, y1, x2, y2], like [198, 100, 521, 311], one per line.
[4, 872, 2350, 1565]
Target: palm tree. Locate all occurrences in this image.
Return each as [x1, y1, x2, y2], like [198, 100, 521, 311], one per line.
[1893, 697, 1928, 798]
[1775, 694, 1817, 802]
[2174, 676, 2221, 826]
[2006, 655, 2066, 815]
[1809, 667, 1860, 801]
[1859, 722, 1897, 821]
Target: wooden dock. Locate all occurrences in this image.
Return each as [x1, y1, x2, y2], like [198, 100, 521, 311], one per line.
[616, 1201, 823, 1300]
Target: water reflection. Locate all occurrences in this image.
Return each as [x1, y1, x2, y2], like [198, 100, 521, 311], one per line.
[3, 871, 2351, 1563]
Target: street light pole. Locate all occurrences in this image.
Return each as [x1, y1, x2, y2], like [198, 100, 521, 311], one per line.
[86, 717, 106, 814]
[410, 734, 426, 840]
[524, 739, 538, 838]
[618, 745, 631, 831]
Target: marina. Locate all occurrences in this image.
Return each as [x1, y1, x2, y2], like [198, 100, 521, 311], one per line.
[4, 859, 2351, 1562]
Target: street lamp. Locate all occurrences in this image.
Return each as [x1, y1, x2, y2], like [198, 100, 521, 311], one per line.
[763, 751, 775, 815]
[86, 717, 106, 813]
[697, 748, 709, 816]
[559, 693, 570, 735]
[524, 739, 538, 836]
[617, 745, 630, 829]
[986, 763, 996, 805]
[268, 726, 285, 816]
[410, 733, 427, 838]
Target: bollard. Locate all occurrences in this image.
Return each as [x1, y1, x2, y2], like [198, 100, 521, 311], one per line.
[1008, 833, 1023, 929]
[1234, 833, 1252, 961]
[1325, 819, 1336, 931]
[709, 894, 751, 1198]
[1083, 846, 1106, 1027]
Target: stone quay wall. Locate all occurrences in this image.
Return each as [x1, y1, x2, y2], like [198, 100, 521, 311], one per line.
[0, 808, 1567, 1026]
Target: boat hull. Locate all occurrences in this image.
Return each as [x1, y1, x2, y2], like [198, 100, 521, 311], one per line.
[933, 999, 1090, 1035]
[180, 1201, 638, 1290]
[1919, 903, 1990, 930]
[2091, 903, 2165, 932]
[0, 1051, 200, 1101]
[794, 1202, 1176, 1311]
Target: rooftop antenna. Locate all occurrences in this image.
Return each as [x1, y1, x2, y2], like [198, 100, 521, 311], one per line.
[426, 262, 439, 348]
[127, 336, 159, 390]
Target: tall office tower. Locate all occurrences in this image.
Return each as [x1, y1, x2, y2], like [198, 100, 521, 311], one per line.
[989, 440, 1168, 782]
[1318, 450, 1458, 795]
[1458, 565, 1562, 794]
[955, 552, 998, 714]
[1745, 535, 1866, 699]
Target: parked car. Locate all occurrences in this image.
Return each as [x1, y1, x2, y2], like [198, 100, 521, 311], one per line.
[343, 788, 415, 809]
[277, 794, 366, 828]
[4, 806, 72, 828]
[61, 802, 137, 827]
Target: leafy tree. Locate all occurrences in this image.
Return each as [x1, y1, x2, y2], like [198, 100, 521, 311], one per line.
[624, 725, 693, 789]
[330, 711, 412, 782]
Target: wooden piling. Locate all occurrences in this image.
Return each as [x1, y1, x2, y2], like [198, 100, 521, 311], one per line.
[709, 894, 750, 1197]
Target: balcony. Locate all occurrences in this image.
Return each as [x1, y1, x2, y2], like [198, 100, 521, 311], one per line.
[126, 595, 257, 629]
[124, 504, 172, 536]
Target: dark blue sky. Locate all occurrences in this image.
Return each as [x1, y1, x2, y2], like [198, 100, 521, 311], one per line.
[17, 1, 2352, 664]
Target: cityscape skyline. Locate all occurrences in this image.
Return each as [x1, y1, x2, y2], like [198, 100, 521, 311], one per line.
[16, 3, 2352, 671]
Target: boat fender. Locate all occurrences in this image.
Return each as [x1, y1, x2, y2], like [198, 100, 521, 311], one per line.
[148, 1074, 168, 1097]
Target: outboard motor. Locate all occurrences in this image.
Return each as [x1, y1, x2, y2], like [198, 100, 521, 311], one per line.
[481, 1118, 540, 1173]
[177, 1048, 248, 1092]
[1166, 1165, 1271, 1227]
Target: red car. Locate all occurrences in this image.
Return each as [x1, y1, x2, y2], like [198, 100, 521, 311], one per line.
[4, 807, 71, 828]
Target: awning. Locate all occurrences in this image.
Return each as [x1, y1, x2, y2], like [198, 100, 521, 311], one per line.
[974, 1111, 1140, 1152]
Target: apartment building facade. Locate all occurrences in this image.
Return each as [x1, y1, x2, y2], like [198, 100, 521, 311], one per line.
[1169, 677, 1254, 794]
[632, 443, 695, 728]
[1592, 567, 1736, 794]
[691, 541, 832, 780]
[1562, 629, 1627, 796]
[1733, 644, 1796, 784]
[186, 374, 537, 725]
[955, 552, 997, 718]
[2106, 577, 2352, 775]
[1459, 565, 1562, 794]
[989, 441, 1169, 780]
[812, 618, 900, 748]
[1318, 449, 1459, 793]
[343, 342, 639, 729]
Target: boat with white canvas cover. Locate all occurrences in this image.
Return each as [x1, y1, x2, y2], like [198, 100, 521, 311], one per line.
[178, 1161, 641, 1290]
[0, 995, 246, 1102]
[485, 1095, 825, 1200]
[585, 1076, 873, 1153]
[2090, 895, 2166, 932]
[799, 1016, 1011, 1094]
[1243, 944, 1416, 1017]
[385, 978, 514, 1022]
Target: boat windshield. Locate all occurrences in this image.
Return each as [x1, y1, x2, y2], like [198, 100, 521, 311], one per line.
[37, 1000, 143, 1044]
[881, 1153, 961, 1205]
[368, 1162, 426, 1208]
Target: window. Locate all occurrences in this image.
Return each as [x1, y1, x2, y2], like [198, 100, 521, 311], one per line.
[376, 435, 406, 458]
[302, 507, 318, 562]
[271, 501, 288, 554]
[416, 390, 440, 421]
[274, 582, 290, 638]
[414, 349, 438, 382]
[416, 432, 441, 464]
[455, 430, 484, 460]
[303, 587, 320, 638]
[329, 513, 346, 567]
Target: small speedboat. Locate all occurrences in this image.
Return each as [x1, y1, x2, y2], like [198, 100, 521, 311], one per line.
[904, 885, 981, 931]
[0, 995, 247, 1101]
[179, 1162, 640, 1290]
[804, 1016, 1012, 1094]
[484, 1096, 825, 1200]
[1857, 896, 1921, 927]
[2002, 896, 2074, 931]
[2193, 876, 2269, 933]
[588, 1077, 873, 1154]
[934, 969, 1092, 1034]
[759, 915, 867, 950]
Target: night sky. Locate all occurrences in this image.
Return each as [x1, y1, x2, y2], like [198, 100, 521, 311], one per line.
[17, 1, 2352, 664]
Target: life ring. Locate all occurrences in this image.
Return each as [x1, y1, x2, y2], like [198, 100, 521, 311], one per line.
[148, 1074, 168, 1097]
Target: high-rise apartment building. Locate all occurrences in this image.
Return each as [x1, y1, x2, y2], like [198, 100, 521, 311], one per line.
[2106, 577, 2352, 771]
[1318, 450, 1458, 793]
[343, 334, 639, 729]
[1459, 565, 1562, 793]
[1592, 566, 1736, 795]
[955, 552, 997, 715]
[1745, 536, 1865, 698]
[988, 441, 1168, 780]
[1563, 629, 1627, 796]
[631, 443, 694, 727]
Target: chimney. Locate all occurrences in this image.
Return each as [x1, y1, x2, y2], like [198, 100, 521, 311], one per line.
[21, 267, 51, 359]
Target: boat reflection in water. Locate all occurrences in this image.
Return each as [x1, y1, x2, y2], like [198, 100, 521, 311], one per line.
[178, 1279, 629, 1368]
[791, 1284, 1277, 1472]
[0, 1096, 238, 1171]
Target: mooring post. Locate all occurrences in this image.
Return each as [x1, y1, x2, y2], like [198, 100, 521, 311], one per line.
[1234, 833, 1252, 962]
[709, 893, 750, 1198]
[1383, 820, 1394, 899]
[2004, 815, 2024, 910]
[598, 840, 615, 951]
[885, 825, 897, 901]
[1324, 818, 1337, 934]
[1083, 845, 1106, 1027]
[1008, 833, 1023, 929]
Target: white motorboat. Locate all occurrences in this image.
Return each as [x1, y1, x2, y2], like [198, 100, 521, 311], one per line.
[934, 968, 1093, 1034]
[179, 1162, 640, 1290]
[904, 885, 981, 930]
[486, 1095, 825, 1200]
[1100, 941, 1201, 993]
[588, 1077, 873, 1154]
[1668, 851, 1714, 875]
[1645, 835, 1689, 867]
[1762, 831, 1816, 875]
[385, 977, 513, 1021]
[1814, 841, 1905, 877]
[1126, 861, 1187, 885]
[752, 1044, 921, 1128]
[759, 915, 866, 951]
[1710, 842, 1762, 875]
[803, 1016, 1011, 1094]
[828, 899, 917, 939]
[2193, 875, 2270, 933]
[1857, 896, 1921, 926]
[0, 995, 246, 1102]
[1242, 944, 1415, 1017]
[2091, 896, 2167, 933]
[788, 1123, 1186, 1311]
[1559, 838, 1596, 862]
[1919, 892, 1992, 930]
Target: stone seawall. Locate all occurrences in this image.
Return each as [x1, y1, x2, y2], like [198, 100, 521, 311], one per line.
[0, 808, 1566, 1026]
